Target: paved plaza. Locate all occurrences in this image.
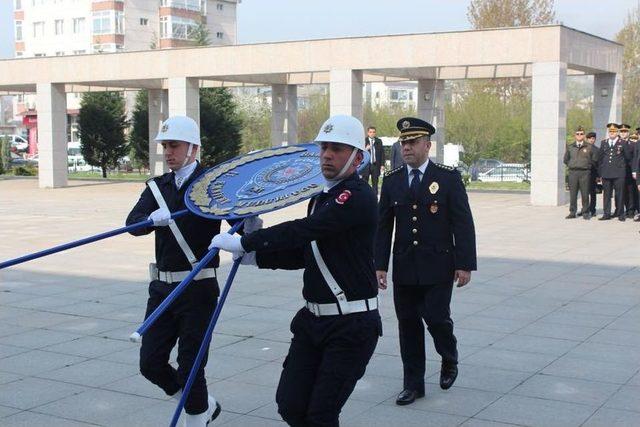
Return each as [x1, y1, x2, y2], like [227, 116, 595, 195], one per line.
[0, 178, 639, 427]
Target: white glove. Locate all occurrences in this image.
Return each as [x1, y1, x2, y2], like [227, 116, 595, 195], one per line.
[243, 216, 263, 234]
[209, 233, 244, 253]
[149, 207, 172, 226]
[233, 251, 257, 266]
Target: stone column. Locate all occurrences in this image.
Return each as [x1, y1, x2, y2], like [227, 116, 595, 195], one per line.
[36, 83, 67, 188]
[530, 62, 568, 206]
[148, 89, 169, 176]
[329, 69, 363, 123]
[168, 77, 200, 160]
[271, 84, 298, 147]
[417, 79, 445, 163]
[593, 73, 623, 137]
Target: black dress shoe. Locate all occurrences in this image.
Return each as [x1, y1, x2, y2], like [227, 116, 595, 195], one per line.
[395, 389, 425, 406]
[207, 401, 221, 425]
[599, 215, 611, 220]
[565, 214, 576, 219]
[619, 216, 626, 222]
[583, 213, 591, 220]
[440, 363, 458, 390]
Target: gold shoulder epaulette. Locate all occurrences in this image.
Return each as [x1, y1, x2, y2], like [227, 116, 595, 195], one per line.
[435, 163, 455, 172]
[384, 166, 403, 177]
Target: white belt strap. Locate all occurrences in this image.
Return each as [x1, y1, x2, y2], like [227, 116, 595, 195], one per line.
[147, 180, 198, 266]
[310, 198, 351, 314]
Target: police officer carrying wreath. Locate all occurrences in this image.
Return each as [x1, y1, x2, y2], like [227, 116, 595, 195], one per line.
[564, 126, 598, 220]
[126, 116, 222, 427]
[375, 117, 477, 406]
[210, 115, 381, 427]
[599, 123, 630, 221]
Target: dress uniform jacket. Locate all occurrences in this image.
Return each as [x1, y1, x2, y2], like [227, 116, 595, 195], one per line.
[126, 162, 222, 274]
[241, 172, 379, 305]
[599, 139, 631, 179]
[375, 162, 477, 286]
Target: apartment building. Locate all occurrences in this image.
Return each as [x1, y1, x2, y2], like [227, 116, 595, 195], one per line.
[12, 0, 239, 151]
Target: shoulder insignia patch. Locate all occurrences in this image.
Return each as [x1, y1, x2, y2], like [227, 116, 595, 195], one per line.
[335, 189, 352, 205]
[384, 166, 403, 177]
[434, 163, 455, 172]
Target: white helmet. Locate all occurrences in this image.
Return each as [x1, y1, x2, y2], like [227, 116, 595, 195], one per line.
[314, 115, 365, 151]
[155, 116, 201, 146]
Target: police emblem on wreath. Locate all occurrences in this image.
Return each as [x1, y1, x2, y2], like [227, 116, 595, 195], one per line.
[402, 120, 411, 129]
[186, 144, 324, 219]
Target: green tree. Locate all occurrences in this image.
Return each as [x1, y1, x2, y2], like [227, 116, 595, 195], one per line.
[128, 90, 149, 172]
[363, 102, 416, 137]
[298, 93, 329, 142]
[616, 5, 640, 127]
[0, 136, 10, 174]
[199, 88, 243, 167]
[468, 0, 555, 28]
[191, 23, 211, 46]
[79, 92, 129, 178]
[236, 95, 271, 153]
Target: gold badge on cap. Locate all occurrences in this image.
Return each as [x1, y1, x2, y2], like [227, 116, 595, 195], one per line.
[429, 182, 439, 194]
[429, 201, 438, 214]
[402, 120, 410, 129]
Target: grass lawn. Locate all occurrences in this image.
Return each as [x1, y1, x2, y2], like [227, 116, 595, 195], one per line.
[466, 181, 530, 191]
[68, 171, 150, 181]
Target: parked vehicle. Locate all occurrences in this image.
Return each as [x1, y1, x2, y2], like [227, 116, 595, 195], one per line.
[1, 134, 29, 152]
[478, 163, 530, 183]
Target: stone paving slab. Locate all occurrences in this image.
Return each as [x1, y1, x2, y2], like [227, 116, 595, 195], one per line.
[2, 179, 640, 426]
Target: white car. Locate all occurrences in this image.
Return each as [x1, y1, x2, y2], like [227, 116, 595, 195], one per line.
[2, 134, 29, 151]
[478, 163, 529, 183]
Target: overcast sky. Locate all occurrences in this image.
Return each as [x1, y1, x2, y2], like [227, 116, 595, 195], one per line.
[1, 0, 638, 59]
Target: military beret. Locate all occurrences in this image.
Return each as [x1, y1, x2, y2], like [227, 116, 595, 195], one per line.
[397, 117, 436, 142]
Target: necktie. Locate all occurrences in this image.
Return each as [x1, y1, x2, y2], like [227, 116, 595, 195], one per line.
[410, 169, 421, 199]
[370, 139, 376, 164]
[176, 176, 184, 189]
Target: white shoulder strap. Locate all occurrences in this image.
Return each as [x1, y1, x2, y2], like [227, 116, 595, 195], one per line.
[309, 198, 351, 314]
[147, 180, 198, 266]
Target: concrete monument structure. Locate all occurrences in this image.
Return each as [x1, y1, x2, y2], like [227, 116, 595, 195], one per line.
[0, 25, 623, 205]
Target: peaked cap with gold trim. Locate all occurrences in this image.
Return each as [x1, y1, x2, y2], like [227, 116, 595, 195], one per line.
[396, 117, 436, 142]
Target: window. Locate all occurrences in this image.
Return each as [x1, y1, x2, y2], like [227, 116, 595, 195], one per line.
[93, 11, 111, 34]
[139, 18, 148, 26]
[55, 51, 65, 56]
[162, 0, 200, 11]
[16, 51, 24, 57]
[73, 49, 86, 55]
[15, 0, 22, 10]
[216, 31, 223, 39]
[170, 16, 198, 39]
[33, 21, 45, 38]
[73, 17, 85, 34]
[34, 53, 46, 57]
[160, 16, 168, 37]
[55, 19, 64, 35]
[115, 11, 124, 34]
[216, 3, 223, 10]
[15, 21, 23, 41]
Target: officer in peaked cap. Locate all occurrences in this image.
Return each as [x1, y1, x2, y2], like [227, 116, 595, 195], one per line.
[375, 117, 477, 405]
[620, 124, 639, 218]
[598, 123, 630, 221]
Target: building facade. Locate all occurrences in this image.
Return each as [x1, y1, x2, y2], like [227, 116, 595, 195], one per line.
[12, 0, 238, 152]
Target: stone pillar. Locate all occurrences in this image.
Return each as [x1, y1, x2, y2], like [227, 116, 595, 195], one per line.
[36, 83, 67, 188]
[418, 79, 445, 163]
[329, 69, 363, 123]
[593, 73, 623, 138]
[271, 84, 298, 147]
[530, 62, 568, 206]
[168, 77, 200, 160]
[148, 89, 169, 176]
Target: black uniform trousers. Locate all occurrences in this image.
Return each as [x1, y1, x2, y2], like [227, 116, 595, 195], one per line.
[589, 169, 598, 215]
[361, 165, 382, 196]
[602, 177, 626, 218]
[393, 282, 457, 393]
[276, 308, 380, 427]
[139, 278, 218, 415]
[625, 175, 639, 215]
[568, 170, 591, 215]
